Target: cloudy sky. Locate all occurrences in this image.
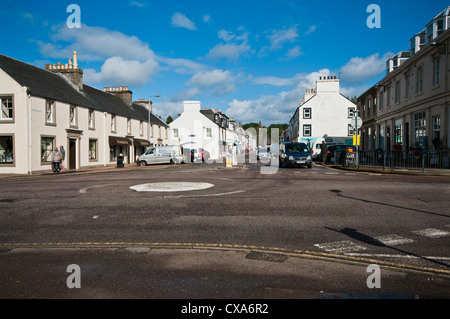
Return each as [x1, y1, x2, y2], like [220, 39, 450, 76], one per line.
[0, 0, 447, 125]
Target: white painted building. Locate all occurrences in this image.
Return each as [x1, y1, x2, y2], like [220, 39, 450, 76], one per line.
[169, 101, 223, 160]
[286, 76, 356, 147]
[169, 101, 249, 160]
[0, 52, 168, 174]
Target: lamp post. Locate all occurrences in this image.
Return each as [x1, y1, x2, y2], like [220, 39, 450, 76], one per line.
[148, 95, 160, 145]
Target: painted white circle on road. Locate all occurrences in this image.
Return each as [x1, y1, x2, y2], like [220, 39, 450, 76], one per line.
[130, 182, 214, 192]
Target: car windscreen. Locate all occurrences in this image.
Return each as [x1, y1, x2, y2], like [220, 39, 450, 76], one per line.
[286, 144, 308, 153]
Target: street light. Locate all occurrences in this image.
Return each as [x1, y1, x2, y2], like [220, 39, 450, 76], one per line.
[148, 95, 161, 145]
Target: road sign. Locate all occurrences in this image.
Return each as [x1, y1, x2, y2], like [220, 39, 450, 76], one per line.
[351, 117, 363, 129]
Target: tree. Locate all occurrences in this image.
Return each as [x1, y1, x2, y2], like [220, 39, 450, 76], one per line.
[166, 115, 174, 124]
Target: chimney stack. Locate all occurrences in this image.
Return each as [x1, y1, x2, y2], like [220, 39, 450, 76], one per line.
[104, 86, 133, 107]
[45, 51, 83, 91]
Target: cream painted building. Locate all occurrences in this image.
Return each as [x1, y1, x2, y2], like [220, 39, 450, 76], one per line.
[357, 7, 450, 152]
[0, 52, 168, 174]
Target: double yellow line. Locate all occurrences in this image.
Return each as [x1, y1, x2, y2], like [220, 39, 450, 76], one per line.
[2, 241, 449, 278]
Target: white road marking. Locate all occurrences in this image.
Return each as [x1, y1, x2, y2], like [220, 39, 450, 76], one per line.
[79, 184, 114, 194]
[344, 253, 450, 261]
[130, 182, 214, 192]
[161, 190, 246, 199]
[314, 240, 367, 253]
[411, 228, 450, 238]
[374, 234, 415, 246]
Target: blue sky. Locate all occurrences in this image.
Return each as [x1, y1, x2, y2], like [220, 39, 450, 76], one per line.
[0, 0, 448, 125]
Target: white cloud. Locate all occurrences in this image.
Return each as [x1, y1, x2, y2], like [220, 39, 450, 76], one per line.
[171, 12, 197, 30]
[84, 56, 158, 86]
[339, 52, 393, 84]
[186, 69, 236, 97]
[37, 24, 156, 62]
[203, 15, 211, 23]
[304, 25, 316, 35]
[285, 46, 302, 59]
[228, 69, 331, 124]
[129, 1, 148, 7]
[266, 26, 298, 50]
[207, 28, 253, 62]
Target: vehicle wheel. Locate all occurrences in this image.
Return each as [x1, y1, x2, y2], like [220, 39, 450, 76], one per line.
[139, 161, 146, 166]
[308, 165, 312, 168]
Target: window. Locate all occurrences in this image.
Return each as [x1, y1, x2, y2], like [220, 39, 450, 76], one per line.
[303, 124, 311, 137]
[434, 58, 440, 87]
[378, 124, 384, 150]
[394, 119, 402, 146]
[46, 100, 55, 124]
[0, 136, 14, 164]
[405, 74, 410, 99]
[379, 91, 384, 111]
[373, 98, 377, 115]
[348, 124, 355, 136]
[437, 19, 444, 36]
[89, 139, 97, 160]
[417, 66, 423, 93]
[348, 108, 355, 118]
[69, 105, 77, 127]
[303, 108, 311, 119]
[0, 96, 13, 121]
[367, 99, 371, 116]
[139, 121, 143, 136]
[432, 116, 441, 149]
[414, 112, 426, 147]
[206, 128, 212, 137]
[386, 86, 391, 107]
[127, 118, 131, 134]
[88, 109, 95, 129]
[427, 24, 433, 43]
[111, 115, 116, 132]
[41, 136, 55, 163]
[173, 128, 179, 138]
[395, 81, 400, 104]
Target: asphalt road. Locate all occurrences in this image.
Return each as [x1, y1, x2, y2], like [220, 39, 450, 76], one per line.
[1, 160, 449, 302]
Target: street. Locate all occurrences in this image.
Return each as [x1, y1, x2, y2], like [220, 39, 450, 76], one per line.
[1, 160, 449, 300]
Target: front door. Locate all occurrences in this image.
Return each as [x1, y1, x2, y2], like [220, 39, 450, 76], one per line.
[69, 139, 76, 170]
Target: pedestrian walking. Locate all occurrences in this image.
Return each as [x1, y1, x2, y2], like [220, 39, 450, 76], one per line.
[52, 147, 61, 173]
[59, 145, 66, 172]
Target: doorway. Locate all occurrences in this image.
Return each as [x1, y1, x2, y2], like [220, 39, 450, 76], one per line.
[69, 139, 76, 170]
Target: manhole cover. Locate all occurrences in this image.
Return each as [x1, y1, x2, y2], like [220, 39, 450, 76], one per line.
[130, 182, 214, 192]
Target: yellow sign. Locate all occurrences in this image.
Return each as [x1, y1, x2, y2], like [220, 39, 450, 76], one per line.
[353, 135, 360, 146]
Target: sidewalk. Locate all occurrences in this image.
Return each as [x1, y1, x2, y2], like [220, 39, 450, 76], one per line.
[0, 163, 171, 179]
[319, 162, 450, 177]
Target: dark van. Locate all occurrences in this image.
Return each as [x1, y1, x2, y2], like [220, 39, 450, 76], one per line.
[279, 142, 312, 168]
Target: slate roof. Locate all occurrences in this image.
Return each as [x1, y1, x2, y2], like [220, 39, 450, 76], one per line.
[0, 53, 167, 126]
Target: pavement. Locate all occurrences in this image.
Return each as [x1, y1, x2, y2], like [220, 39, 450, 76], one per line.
[2, 160, 450, 179]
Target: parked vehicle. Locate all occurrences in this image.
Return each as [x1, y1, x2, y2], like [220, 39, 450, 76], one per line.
[325, 144, 356, 164]
[136, 145, 184, 165]
[257, 147, 271, 161]
[311, 138, 325, 160]
[279, 142, 312, 168]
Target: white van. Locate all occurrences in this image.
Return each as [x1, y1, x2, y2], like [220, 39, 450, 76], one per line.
[136, 145, 184, 165]
[311, 138, 325, 160]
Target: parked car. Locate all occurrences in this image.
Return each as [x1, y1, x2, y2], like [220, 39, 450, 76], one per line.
[257, 147, 271, 161]
[279, 142, 312, 168]
[325, 144, 356, 164]
[137, 145, 184, 165]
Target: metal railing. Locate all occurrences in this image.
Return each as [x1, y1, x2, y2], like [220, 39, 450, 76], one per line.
[334, 149, 450, 171]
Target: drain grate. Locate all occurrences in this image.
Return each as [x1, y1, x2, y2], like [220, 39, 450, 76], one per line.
[245, 251, 288, 263]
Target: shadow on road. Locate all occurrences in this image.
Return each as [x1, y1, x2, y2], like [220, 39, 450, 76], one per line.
[325, 226, 450, 269]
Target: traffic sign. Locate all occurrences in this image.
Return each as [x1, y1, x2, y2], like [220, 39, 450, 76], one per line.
[351, 117, 363, 129]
